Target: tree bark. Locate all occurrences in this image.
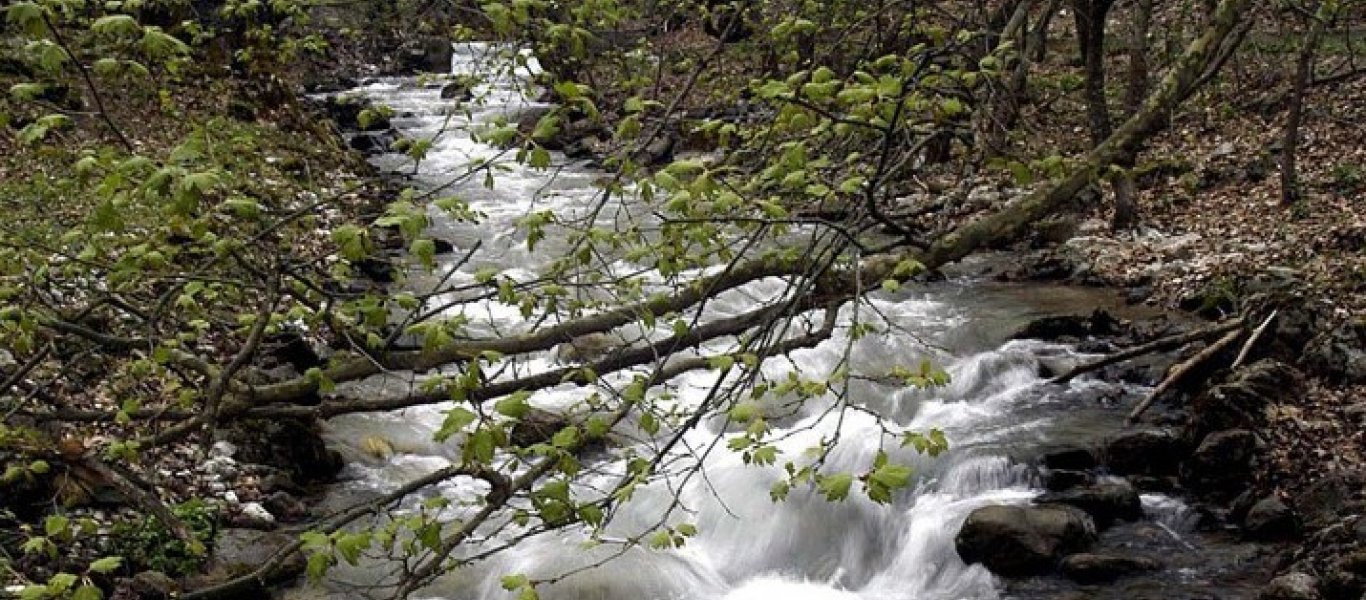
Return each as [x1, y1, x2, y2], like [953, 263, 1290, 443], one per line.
[1281, 1, 1329, 205]
[1030, 0, 1063, 62]
[1073, 0, 1116, 146]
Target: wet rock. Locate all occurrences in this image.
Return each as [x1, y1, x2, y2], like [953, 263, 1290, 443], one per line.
[1059, 553, 1162, 583]
[1188, 360, 1302, 441]
[401, 36, 454, 74]
[261, 330, 322, 373]
[209, 528, 304, 575]
[354, 257, 397, 283]
[1012, 309, 1121, 342]
[349, 131, 394, 153]
[1036, 481, 1143, 528]
[955, 504, 1097, 576]
[229, 502, 277, 530]
[1259, 572, 1321, 600]
[1304, 319, 1366, 383]
[1044, 470, 1093, 492]
[1041, 446, 1099, 471]
[431, 238, 456, 255]
[633, 134, 676, 168]
[1104, 428, 1186, 476]
[262, 491, 308, 523]
[1244, 495, 1299, 541]
[318, 94, 366, 129]
[221, 418, 343, 485]
[440, 81, 473, 101]
[1183, 429, 1259, 496]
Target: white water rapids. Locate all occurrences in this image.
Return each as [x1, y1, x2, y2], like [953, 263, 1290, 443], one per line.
[305, 44, 1198, 600]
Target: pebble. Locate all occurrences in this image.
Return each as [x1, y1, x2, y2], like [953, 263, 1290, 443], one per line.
[210, 441, 238, 458]
[222, 491, 239, 505]
[240, 502, 276, 525]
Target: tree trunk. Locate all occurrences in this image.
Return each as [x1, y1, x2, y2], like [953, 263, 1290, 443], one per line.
[1111, 0, 1152, 230]
[976, 0, 1036, 159]
[1030, 0, 1063, 62]
[1073, 0, 1116, 146]
[1281, 1, 1328, 205]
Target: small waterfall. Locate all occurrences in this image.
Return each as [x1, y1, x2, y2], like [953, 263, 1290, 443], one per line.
[314, 43, 1153, 600]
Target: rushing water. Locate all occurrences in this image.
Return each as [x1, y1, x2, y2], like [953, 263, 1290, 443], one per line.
[300, 44, 1257, 600]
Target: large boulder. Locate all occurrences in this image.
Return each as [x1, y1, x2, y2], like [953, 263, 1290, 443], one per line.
[1011, 310, 1121, 342]
[219, 418, 343, 485]
[1295, 473, 1364, 530]
[1244, 495, 1299, 541]
[400, 36, 454, 74]
[955, 504, 1097, 576]
[1059, 553, 1162, 583]
[1036, 481, 1143, 528]
[1182, 429, 1259, 496]
[1040, 446, 1098, 471]
[1188, 360, 1302, 441]
[1103, 428, 1187, 476]
[1304, 319, 1366, 383]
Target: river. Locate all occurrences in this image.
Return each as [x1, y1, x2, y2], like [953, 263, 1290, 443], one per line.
[296, 43, 1263, 600]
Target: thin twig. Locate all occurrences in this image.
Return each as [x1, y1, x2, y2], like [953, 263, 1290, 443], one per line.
[1126, 327, 1245, 424]
[1230, 309, 1277, 370]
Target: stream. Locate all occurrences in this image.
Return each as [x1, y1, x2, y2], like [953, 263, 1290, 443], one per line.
[297, 43, 1267, 600]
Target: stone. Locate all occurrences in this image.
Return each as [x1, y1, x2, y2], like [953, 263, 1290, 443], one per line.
[221, 418, 343, 484]
[238, 502, 276, 527]
[431, 238, 455, 255]
[130, 570, 177, 599]
[1183, 429, 1259, 495]
[1059, 553, 1162, 583]
[210, 528, 303, 574]
[1104, 429, 1186, 476]
[401, 36, 454, 74]
[440, 81, 473, 101]
[1259, 572, 1321, 600]
[262, 491, 308, 523]
[1043, 470, 1093, 492]
[955, 504, 1097, 576]
[1304, 319, 1366, 384]
[1188, 360, 1303, 441]
[1012, 310, 1121, 342]
[354, 257, 396, 283]
[1244, 495, 1299, 541]
[1036, 481, 1143, 528]
[1041, 446, 1099, 471]
[349, 132, 393, 153]
[1296, 474, 1363, 530]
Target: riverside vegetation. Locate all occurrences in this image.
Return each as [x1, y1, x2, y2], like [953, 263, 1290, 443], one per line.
[1, 0, 1363, 599]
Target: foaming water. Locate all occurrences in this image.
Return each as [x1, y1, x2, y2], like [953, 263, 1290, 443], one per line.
[312, 43, 1156, 600]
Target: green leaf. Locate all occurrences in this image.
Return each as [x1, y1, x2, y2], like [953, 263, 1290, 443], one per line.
[817, 473, 853, 502]
[44, 515, 69, 537]
[551, 425, 579, 449]
[87, 556, 123, 574]
[494, 391, 531, 419]
[71, 585, 103, 600]
[501, 574, 529, 591]
[434, 407, 477, 442]
[91, 14, 141, 38]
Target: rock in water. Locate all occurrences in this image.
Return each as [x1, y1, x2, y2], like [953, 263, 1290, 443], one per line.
[955, 504, 1097, 576]
[1060, 553, 1162, 583]
[1036, 481, 1143, 528]
[1104, 428, 1186, 476]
